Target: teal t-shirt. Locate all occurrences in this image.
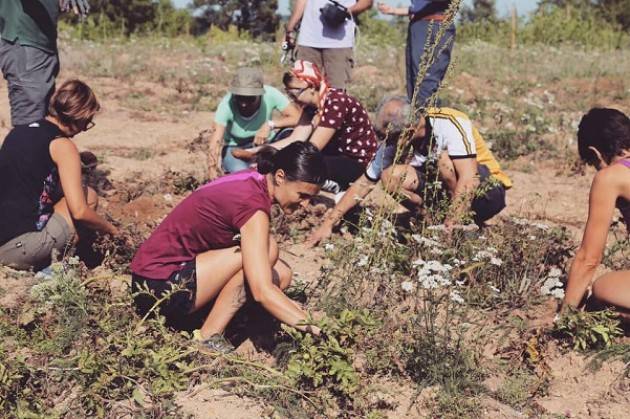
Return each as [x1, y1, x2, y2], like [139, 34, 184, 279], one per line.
[0, 0, 59, 53]
[214, 85, 290, 147]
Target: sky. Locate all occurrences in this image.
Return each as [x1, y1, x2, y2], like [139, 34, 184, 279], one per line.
[173, 0, 539, 18]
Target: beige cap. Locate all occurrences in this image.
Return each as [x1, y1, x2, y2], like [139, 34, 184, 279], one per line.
[230, 67, 264, 96]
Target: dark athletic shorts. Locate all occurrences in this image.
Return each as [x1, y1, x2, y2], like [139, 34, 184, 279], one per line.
[414, 164, 506, 225]
[131, 260, 198, 321]
[322, 154, 364, 191]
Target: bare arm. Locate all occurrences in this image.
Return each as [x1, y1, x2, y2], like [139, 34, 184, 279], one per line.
[307, 174, 375, 246]
[563, 169, 618, 309]
[50, 139, 117, 235]
[274, 103, 302, 129]
[349, 0, 374, 16]
[209, 124, 225, 178]
[377, 2, 408, 15]
[309, 126, 336, 150]
[241, 211, 317, 332]
[254, 103, 303, 146]
[441, 156, 479, 224]
[286, 0, 307, 32]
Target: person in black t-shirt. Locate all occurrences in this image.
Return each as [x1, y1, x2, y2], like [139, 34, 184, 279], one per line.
[0, 79, 117, 271]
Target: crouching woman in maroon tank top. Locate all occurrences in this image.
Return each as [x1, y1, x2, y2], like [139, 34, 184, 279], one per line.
[563, 108, 630, 316]
[130, 142, 327, 352]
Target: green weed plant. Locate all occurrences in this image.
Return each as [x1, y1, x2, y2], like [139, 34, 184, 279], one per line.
[554, 307, 624, 351]
[282, 310, 376, 401]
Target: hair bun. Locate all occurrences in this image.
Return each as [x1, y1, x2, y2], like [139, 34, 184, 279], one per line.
[256, 146, 278, 174]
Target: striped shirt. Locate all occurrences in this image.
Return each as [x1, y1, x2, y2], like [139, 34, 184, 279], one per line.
[410, 107, 512, 188]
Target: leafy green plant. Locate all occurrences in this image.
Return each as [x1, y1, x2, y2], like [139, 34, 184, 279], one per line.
[554, 308, 624, 351]
[282, 310, 376, 399]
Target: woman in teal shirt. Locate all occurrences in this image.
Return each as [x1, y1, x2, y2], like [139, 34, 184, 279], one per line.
[208, 67, 301, 177]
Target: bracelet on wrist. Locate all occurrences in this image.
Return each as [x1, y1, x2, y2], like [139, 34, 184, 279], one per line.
[268, 120, 276, 130]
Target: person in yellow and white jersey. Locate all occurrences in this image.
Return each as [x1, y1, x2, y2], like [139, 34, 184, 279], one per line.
[307, 96, 512, 245]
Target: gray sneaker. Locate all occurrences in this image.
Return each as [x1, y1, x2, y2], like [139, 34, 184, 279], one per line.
[196, 333, 235, 354]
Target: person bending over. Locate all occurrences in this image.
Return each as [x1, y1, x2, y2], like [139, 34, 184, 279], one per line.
[130, 142, 327, 353]
[308, 96, 512, 245]
[563, 108, 630, 314]
[208, 67, 301, 178]
[0, 79, 117, 270]
[232, 60, 378, 193]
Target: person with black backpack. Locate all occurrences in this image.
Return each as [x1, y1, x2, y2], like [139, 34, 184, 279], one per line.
[285, 0, 373, 90]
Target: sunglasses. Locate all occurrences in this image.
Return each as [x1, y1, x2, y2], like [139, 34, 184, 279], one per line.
[83, 120, 95, 131]
[284, 86, 307, 100]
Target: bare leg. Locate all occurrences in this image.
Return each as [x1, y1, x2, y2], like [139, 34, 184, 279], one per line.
[197, 236, 292, 338]
[381, 164, 423, 205]
[591, 270, 630, 311]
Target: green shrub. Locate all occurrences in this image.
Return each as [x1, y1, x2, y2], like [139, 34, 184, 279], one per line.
[554, 308, 624, 351]
[458, 7, 629, 49]
[282, 310, 376, 400]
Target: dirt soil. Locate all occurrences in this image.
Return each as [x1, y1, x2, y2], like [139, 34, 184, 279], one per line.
[1, 63, 628, 418]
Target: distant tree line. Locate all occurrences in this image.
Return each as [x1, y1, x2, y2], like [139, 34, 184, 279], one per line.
[61, 0, 629, 42]
[462, 0, 630, 31]
[62, 0, 281, 39]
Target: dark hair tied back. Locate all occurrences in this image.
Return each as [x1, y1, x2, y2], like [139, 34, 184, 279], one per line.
[257, 142, 327, 185]
[578, 108, 630, 166]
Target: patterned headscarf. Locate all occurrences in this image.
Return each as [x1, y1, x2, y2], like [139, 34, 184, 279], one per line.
[290, 60, 331, 113]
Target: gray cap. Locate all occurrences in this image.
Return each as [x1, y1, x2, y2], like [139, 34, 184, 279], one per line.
[230, 67, 264, 96]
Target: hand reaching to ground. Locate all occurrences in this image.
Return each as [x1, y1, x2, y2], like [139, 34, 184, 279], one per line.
[306, 222, 333, 248]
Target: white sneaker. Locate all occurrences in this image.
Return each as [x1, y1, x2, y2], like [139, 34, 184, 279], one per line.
[322, 179, 341, 194]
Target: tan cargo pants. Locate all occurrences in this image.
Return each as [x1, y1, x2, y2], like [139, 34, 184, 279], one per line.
[297, 46, 353, 89]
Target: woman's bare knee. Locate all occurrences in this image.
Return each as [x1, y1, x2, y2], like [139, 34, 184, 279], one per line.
[275, 259, 293, 290]
[86, 187, 98, 210]
[591, 278, 613, 304]
[268, 235, 279, 263]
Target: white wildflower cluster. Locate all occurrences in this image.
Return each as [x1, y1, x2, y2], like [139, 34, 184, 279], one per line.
[379, 219, 397, 237]
[412, 234, 442, 248]
[401, 280, 415, 293]
[512, 217, 550, 231]
[413, 259, 453, 289]
[472, 247, 503, 266]
[324, 243, 335, 251]
[357, 255, 369, 267]
[450, 290, 465, 304]
[540, 267, 565, 300]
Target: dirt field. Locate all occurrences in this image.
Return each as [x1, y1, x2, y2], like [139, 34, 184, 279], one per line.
[0, 36, 629, 417]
